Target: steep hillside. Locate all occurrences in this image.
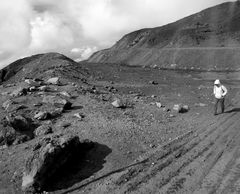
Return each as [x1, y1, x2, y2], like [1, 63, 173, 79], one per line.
[88, 1, 240, 70]
[0, 53, 88, 84]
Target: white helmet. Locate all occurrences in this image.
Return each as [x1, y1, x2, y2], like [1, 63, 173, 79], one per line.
[214, 79, 220, 85]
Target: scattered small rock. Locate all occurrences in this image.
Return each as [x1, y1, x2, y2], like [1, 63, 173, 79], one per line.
[25, 79, 40, 87]
[173, 104, 189, 113]
[60, 91, 71, 98]
[34, 111, 50, 120]
[2, 99, 15, 111]
[33, 103, 43, 107]
[111, 98, 125, 108]
[149, 81, 158, 85]
[152, 64, 158, 69]
[46, 77, 60, 85]
[60, 122, 71, 128]
[195, 103, 207, 107]
[38, 86, 50, 92]
[149, 144, 155, 148]
[74, 113, 85, 120]
[49, 108, 63, 118]
[156, 102, 162, 108]
[10, 87, 28, 97]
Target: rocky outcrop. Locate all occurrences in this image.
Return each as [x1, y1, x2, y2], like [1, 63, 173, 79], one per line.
[22, 135, 94, 192]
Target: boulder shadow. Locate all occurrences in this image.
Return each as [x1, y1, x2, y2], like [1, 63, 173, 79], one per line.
[225, 108, 240, 113]
[71, 105, 84, 110]
[42, 142, 112, 192]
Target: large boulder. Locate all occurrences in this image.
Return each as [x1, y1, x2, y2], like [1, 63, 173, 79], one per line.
[22, 135, 94, 192]
[42, 95, 72, 110]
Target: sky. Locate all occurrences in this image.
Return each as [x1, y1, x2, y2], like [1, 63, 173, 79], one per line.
[0, 0, 234, 68]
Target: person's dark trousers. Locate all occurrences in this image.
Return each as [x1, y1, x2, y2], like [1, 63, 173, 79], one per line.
[214, 98, 225, 115]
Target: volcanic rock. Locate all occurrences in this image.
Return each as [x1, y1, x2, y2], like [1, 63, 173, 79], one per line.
[2, 99, 15, 111]
[195, 103, 207, 107]
[34, 111, 50, 120]
[156, 102, 162, 108]
[49, 108, 63, 118]
[46, 77, 60, 85]
[112, 98, 125, 108]
[10, 87, 28, 97]
[60, 91, 71, 98]
[74, 113, 85, 120]
[149, 81, 158, 85]
[21, 135, 94, 192]
[173, 104, 189, 113]
[42, 95, 72, 110]
[38, 86, 50, 92]
[25, 79, 40, 87]
[34, 125, 52, 137]
[6, 115, 34, 132]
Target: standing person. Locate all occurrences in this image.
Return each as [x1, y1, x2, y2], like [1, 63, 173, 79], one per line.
[213, 79, 227, 115]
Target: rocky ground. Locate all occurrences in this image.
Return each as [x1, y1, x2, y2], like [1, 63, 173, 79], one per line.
[0, 61, 240, 193]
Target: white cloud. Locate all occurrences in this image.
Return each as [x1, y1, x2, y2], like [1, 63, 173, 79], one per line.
[29, 13, 74, 51]
[0, 0, 234, 68]
[71, 46, 98, 61]
[0, 0, 32, 53]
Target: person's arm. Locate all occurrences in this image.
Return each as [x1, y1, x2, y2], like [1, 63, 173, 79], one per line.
[213, 86, 216, 95]
[222, 85, 228, 96]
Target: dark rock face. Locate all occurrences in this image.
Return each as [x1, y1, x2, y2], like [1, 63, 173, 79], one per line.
[22, 135, 94, 193]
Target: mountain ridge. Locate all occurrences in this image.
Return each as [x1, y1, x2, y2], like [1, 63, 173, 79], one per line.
[0, 52, 88, 84]
[88, 1, 240, 70]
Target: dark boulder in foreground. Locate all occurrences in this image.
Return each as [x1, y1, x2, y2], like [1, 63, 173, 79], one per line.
[22, 134, 94, 193]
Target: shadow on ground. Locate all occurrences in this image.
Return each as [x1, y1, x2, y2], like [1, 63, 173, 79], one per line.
[225, 108, 240, 113]
[43, 142, 112, 192]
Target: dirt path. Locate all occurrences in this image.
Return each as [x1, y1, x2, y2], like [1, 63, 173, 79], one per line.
[64, 100, 240, 194]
